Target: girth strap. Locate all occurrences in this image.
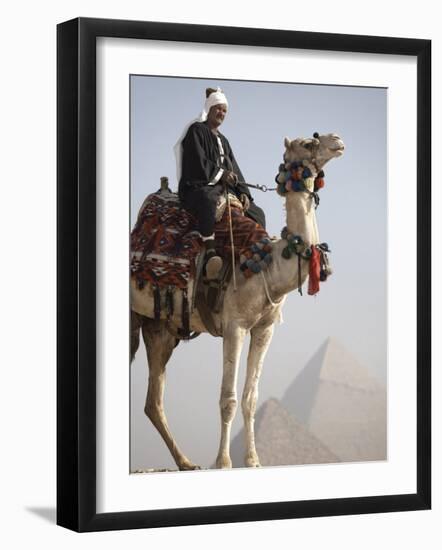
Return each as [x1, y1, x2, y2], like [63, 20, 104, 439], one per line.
[195, 287, 222, 337]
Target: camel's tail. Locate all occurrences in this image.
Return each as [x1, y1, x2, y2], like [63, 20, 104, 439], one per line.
[130, 312, 181, 364]
[130, 311, 142, 363]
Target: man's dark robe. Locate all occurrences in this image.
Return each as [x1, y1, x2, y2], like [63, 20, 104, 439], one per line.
[178, 121, 266, 230]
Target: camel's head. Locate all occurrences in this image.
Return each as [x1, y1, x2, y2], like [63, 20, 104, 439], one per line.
[283, 132, 345, 172]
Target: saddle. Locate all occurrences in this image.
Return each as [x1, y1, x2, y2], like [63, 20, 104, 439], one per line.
[130, 181, 269, 339]
[215, 192, 244, 221]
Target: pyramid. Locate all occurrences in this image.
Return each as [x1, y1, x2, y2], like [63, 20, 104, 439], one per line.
[228, 398, 339, 468]
[282, 337, 387, 462]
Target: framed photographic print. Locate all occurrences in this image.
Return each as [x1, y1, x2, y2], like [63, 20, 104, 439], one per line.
[57, 17, 431, 532]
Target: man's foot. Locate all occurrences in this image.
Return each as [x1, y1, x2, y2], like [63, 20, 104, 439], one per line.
[205, 252, 223, 280]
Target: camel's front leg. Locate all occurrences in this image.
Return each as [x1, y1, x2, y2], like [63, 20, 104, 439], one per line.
[242, 323, 274, 467]
[216, 324, 247, 469]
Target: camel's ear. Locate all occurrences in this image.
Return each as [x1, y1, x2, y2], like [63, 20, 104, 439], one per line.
[284, 137, 291, 149]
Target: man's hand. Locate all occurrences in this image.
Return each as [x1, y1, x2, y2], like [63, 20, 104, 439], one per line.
[240, 193, 250, 211]
[221, 170, 238, 186]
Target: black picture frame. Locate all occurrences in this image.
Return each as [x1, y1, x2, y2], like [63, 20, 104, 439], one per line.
[57, 17, 431, 532]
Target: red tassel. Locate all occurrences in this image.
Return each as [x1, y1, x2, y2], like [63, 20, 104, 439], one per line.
[308, 246, 321, 295]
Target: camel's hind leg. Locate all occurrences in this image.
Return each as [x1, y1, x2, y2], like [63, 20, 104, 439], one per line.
[141, 319, 199, 471]
[242, 323, 274, 467]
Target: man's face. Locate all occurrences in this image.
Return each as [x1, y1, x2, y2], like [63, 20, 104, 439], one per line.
[207, 103, 227, 128]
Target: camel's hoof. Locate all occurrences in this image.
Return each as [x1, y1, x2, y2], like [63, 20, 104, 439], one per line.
[178, 459, 201, 471]
[245, 454, 261, 468]
[216, 455, 232, 469]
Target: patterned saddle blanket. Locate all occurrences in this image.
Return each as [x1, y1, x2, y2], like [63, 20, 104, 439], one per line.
[130, 189, 269, 291]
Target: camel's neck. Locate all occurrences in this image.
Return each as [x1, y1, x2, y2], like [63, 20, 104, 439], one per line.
[285, 189, 318, 241]
[267, 191, 319, 298]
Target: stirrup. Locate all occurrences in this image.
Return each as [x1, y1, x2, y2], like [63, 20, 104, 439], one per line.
[205, 254, 223, 280]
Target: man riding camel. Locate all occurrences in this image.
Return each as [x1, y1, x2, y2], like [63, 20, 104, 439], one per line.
[174, 87, 266, 279]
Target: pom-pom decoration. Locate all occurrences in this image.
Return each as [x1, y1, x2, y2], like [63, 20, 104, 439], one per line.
[275, 162, 325, 195]
[314, 178, 325, 191]
[239, 237, 274, 279]
[277, 182, 287, 196]
[291, 180, 304, 192]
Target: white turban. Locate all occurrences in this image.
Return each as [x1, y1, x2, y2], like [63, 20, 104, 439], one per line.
[201, 88, 228, 121]
[173, 87, 228, 183]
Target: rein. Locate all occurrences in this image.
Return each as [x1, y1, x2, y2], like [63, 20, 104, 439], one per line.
[220, 155, 278, 193]
[241, 182, 277, 193]
[239, 162, 324, 211]
[242, 179, 320, 210]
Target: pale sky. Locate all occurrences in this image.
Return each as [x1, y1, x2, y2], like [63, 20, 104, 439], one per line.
[130, 75, 387, 470]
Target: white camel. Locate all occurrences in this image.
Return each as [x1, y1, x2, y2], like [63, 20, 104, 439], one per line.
[130, 132, 345, 470]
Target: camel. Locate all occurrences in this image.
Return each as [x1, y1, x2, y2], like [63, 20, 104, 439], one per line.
[130, 132, 345, 470]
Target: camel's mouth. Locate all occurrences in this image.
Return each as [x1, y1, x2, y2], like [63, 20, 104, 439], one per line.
[330, 140, 345, 156]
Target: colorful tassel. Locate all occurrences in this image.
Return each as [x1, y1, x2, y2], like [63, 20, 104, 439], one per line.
[308, 246, 321, 295]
